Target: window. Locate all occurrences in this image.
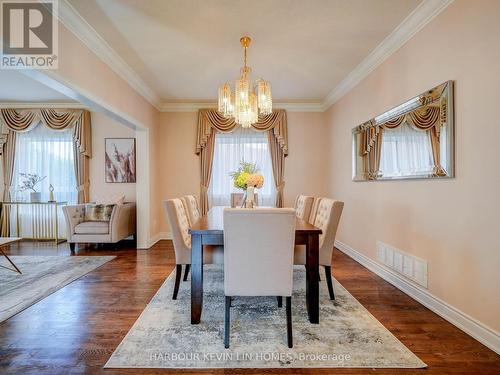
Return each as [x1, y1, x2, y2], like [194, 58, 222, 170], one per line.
[12, 122, 77, 203]
[379, 121, 434, 178]
[209, 127, 276, 207]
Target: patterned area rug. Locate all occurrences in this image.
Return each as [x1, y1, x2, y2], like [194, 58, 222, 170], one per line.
[106, 265, 426, 369]
[0, 255, 115, 322]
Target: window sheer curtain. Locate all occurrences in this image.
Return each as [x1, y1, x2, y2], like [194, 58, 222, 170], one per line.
[379, 121, 434, 178]
[10, 122, 77, 237]
[209, 127, 276, 207]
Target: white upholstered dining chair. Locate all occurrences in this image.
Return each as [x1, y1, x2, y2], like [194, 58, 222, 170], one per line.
[179, 195, 201, 281]
[223, 208, 296, 348]
[308, 197, 322, 224]
[164, 199, 223, 299]
[294, 198, 344, 300]
[294, 195, 314, 221]
[182, 195, 201, 225]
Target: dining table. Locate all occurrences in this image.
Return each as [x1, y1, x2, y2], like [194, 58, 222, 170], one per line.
[188, 206, 322, 325]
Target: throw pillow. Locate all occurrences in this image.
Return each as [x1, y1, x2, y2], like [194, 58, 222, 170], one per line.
[84, 204, 115, 222]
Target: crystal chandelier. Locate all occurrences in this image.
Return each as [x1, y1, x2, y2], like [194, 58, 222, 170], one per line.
[218, 36, 272, 127]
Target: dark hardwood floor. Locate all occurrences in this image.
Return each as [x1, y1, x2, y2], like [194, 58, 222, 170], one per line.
[0, 240, 498, 374]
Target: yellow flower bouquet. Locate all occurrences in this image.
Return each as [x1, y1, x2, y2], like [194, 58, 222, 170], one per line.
[230, 161, 264, 191]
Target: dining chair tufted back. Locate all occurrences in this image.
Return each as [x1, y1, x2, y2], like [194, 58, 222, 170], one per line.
[223, 207, 296, 348]
[164, 199, 224, 300]
[308, 197, 322, 224]
[312, 198, 344, 265]
[294, 195, 314, 221]
[223, 208, 296, 297]
[293, 197, 344, 301]
[183, 195, 201, 225]
[164, 199, 191, 264]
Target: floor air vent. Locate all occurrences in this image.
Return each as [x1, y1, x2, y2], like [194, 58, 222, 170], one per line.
[376, 241, 428, 288]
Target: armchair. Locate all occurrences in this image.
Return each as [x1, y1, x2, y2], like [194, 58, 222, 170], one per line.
[63, 202, 136, 251]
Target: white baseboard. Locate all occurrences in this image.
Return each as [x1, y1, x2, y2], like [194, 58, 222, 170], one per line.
[335, 240, 500, 354]
[146, 232, 172, 248]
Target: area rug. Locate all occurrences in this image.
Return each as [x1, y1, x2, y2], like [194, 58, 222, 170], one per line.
[105, 265, 426, 369]
[0, 255, 115, 323]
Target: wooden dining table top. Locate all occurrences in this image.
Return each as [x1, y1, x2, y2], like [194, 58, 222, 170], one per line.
[189, 206, 322, 235]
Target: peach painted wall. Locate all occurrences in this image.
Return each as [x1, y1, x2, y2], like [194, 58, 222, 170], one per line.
[325, 0, 500, 331]
[56, 23, 158, 131]
[149, 120, 162, 237]
[157, 111, 330, 233]
[89, 112, 136, 203]
[54, 21, 161, 243]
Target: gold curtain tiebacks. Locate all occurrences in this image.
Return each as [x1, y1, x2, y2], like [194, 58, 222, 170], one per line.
[432, 166, 447, 177]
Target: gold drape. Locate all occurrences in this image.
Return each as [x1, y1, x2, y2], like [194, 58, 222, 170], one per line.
[196, 109, 288, 214]
[72, 111, 92, 202]
[268, 130, 286, 207]
[73, 110, 92, 157]
[359, 105, 445, 178]
[406, 106, 445, 176]
[383, 115, 405, 129]
[0, 132, 16, 236]
[196, 109, 288, 154]
[0, 109, 38, 132]
[40, 108, 83, 130]
[380, 106, 445, 176]
[0, 108, 92, 204]
[406, 106, 441, 131]
[359, 121, 383, 180]
[199, 133, 215, 215]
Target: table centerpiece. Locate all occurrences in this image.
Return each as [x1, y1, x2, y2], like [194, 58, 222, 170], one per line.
[230, 161, 264, 208]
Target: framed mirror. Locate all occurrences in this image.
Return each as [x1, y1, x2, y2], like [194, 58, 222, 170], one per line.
[352, 81, 454, 181]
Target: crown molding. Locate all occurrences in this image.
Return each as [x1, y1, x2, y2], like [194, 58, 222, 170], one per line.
[57, 0, 161, 109]
[321, 0, 454, 111]
[0, 102, 87, 109]
[55, 0, 453, 114]
[159, 102, 216, 112]
[271, 102, 325, 112]
[159, 101, 324, 112]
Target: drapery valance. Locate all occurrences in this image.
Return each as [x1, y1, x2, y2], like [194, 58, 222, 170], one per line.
[358, 104, 445, 179]
[0, 108, 92, 155]
[382, 105, 441, 133]
[196, 109, 288, 214]
[0, 108, 92, 204]
[196, 109, 288, 155]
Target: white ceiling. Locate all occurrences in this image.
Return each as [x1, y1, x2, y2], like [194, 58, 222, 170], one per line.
[0, 70, 75, 103]
[67, 0, 422, 103]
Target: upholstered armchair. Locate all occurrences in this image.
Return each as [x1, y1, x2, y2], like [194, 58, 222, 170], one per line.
[62, 203, 136, 252]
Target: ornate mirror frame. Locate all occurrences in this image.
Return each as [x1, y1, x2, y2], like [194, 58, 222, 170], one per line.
[352, 81, 454, 181]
